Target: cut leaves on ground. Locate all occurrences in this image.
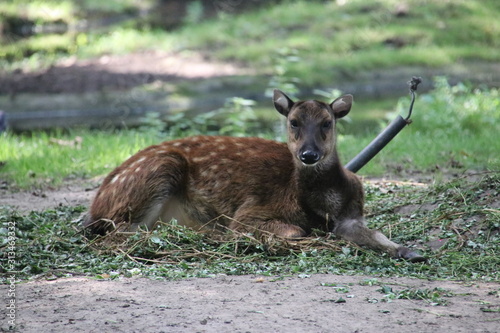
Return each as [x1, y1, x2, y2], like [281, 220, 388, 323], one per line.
[1, 172, 498, 282]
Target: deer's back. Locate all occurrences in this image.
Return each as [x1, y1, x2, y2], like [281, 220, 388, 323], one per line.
[90, 136, 302, 228]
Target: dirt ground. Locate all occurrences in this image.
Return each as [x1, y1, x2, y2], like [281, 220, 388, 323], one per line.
[0, 51, 252, 95]
[3, 274, 499, 333]
[1, 183, 499, 333]
[0, 180, 97, 213]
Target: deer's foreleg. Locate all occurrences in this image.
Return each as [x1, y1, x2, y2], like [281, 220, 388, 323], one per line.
[333, 218, 426, 262]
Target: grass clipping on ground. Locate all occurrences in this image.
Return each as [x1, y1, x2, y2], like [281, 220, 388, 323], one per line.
[86, 219, 345, 265]
[1, 172, 498, 281]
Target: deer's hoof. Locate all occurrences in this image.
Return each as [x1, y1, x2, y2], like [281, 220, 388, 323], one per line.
[406, 252, 427, 263]
[397, 247, 427, 263]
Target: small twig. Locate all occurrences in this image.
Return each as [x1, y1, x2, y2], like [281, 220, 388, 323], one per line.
[412, 308, 444, 317]
[118, 248, 140, 263]
[127, 255, 178, 265]
[482, 208, 500, 214]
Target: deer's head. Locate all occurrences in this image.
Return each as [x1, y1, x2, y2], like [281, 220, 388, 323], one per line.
[273, 89, 353, 168]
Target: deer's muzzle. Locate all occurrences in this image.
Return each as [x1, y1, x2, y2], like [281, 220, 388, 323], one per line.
[299, 150, 321, 165]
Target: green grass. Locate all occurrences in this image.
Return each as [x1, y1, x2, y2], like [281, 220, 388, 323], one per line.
[1, 0, 499, 84]
[0, 0, 144, 21]
[1, 173, 498, 282]
[77, 0, 500, 85]
[0, 129, 161, 188]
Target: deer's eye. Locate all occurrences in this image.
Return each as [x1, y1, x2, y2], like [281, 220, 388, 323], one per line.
[290, 119, 299, 128]
[322, 121, 332, 129]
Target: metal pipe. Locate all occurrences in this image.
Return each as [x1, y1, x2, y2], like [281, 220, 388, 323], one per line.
[345, 77, 422, 173]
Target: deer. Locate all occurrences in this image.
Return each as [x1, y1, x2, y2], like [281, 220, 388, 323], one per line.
[84, 90, 425, 262]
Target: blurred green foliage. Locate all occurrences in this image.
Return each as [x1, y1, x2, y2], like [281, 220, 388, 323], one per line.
[1, 0, 499, 86]
[403, 77, 500, 135]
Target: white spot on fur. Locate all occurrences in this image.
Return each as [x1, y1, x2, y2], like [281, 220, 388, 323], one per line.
[110, 175, 120, 184]
[134, 166, 141, 173]
[193, 156, 209, 163]
[130, 156, 147, 168]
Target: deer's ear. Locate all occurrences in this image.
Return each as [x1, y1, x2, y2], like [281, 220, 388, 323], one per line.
[273, 89, 294, 117]
[330, 94, 353, 119]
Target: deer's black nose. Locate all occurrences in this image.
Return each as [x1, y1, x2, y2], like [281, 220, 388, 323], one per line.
[299, 151, 320, 165]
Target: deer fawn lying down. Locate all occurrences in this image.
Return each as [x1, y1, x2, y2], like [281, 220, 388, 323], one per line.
[84, 90, 425, 262]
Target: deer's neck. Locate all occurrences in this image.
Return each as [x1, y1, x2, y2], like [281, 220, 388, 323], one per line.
[293, 152, 349, 231]
[295, 150, 350, 212]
